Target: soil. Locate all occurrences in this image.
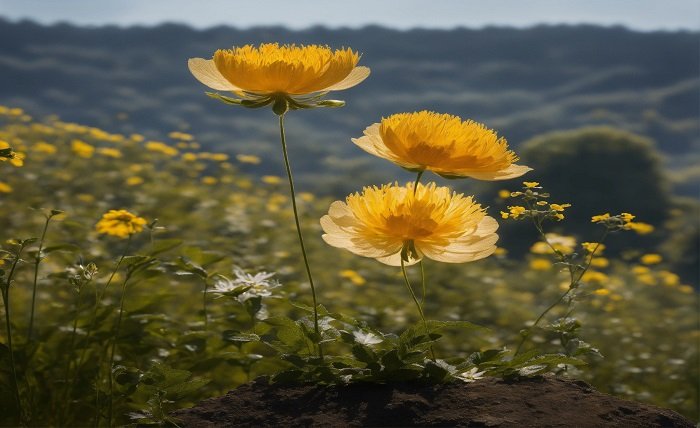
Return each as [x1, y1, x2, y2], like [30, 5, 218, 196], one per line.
[172, 376, 694, 427]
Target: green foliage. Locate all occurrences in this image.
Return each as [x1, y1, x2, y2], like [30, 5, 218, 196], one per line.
[0, 113, 696, 425]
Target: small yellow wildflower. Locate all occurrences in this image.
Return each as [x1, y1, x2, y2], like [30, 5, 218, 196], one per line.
[353, 111, 531, 180]
[523, 181, 539, 188]
[209, 153, 229, 162]
[625, 222, 654, 234]
[126, 177, 144, 186]
[505, 205, 527, 219]
[536, 201, 547, 206]
[529, 258, 552, 271]
[632, 265, 650, 275]
[182, 153, 198, 162]
[550, 203, 571, 212]
[146, 141, 179, 157]
[637, 273, 657, 286]
[582, 271, 609, 283]
[130, 134, 145, 142]
[494, 247, 508, 256]
[678, 285, 694, 294]
[201, 176, 218, 185]
[590, 257, 610, 268]
[0, 182, 12, 193]
[236, 154, 262, 164]
[640, 253, 662, 265]
[95, 210, 147, 239]
[620, 212, 635, 222]
[98, 147, 123, 158]
[659, 271, 680, 287]
[591, 213, 611, 223]
[498, 190, 511, 199]
[33, 142, 57, 154]
[168, 131, 194, 141]
[339, 269, 367, 286]
[593, 288, 611, 296]
[72, 139, 95, 158]
[553, 213, 565, 221]
[299, 192, 315, 202]
[262, 175, 282, 185]
[581, 242, 606, 253]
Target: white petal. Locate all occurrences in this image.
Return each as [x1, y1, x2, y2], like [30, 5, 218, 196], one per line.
[323, 66, 371, 91]
[187, 58, 241, 92]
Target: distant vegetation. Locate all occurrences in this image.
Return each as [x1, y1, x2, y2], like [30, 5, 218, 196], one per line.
[0, 20, 697, 200]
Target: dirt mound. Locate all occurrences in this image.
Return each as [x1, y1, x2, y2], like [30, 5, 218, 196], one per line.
[172, 376, 694, 427]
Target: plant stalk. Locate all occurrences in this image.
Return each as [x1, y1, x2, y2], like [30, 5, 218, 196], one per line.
[401, 258, 436, 360]
[277, 114, 323, 359]
[28, 215, 52, 340]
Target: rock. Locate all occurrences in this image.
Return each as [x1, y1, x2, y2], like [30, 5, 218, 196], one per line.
[172, 376, 694, 427]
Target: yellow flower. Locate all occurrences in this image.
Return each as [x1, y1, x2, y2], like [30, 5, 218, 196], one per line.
[523, 181, 539, 188]
[188, 43, 369, 102]
[339, 269, 367, 286]
[33, 142, 57, 154]
[168, 131, 194, 141]
[498, 190, 511, 199]
[582, 270, 609, 283]
[550, 203, 571, 212]
[590, 257, 610, 268]
[659, 271, 680, 287]
[593, 288, 611, 296]
[502, 205, 527, 219]
[581, 242, 606, 253]
[146, 141, 179, 157]
[125, 177, 143, 186]
[98, 147, 123, 158]
[262, 175, 282, 185]
[640, 253, 662, 265]
[625, 221, 654, 234]
[529, 258, 552, 271]
[591, 213, 611, 223]
[236, 154, 261, 164]
[71, 139, 94, 158]
[201, 176, 218, 185]
[352, 111, 531, 180]
[0, 181, 12, 193]
[95, 209, 147, 239]
[181, 153, 198, 162]
[320, 182, 498, 266]
[531, 233, 576, 255]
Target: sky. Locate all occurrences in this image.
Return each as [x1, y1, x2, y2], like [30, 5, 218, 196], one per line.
[0, 0, 698, 31]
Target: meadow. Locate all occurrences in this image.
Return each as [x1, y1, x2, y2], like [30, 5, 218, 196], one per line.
[0, 103, 696, 425]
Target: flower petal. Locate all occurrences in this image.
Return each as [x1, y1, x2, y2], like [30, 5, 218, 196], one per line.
[438, 163, 532, 181]
[323, 66, 371, 91]
[188, 58, 242, 92]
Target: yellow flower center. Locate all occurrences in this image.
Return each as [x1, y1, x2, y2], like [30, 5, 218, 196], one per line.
[213, 43, 359, 95]
[379, 111, 518, 173]
[346, 182, 485, 245]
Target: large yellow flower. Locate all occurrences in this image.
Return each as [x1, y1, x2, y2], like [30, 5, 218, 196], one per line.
[188, 43, 369, 99]
[320, 182, 498, 266]
[352, 111, 531, 180]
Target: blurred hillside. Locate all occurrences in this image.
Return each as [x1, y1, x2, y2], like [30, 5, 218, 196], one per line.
[0, 20, 698, 197]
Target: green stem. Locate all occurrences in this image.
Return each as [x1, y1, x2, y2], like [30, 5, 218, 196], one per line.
[28, 215, 52, 340]
[413, 170, 424, 195]
[419, 261, 426, 306]
[277, 114, 323, 360]
[86, 236, 131, 428]
[2, 243, 26, 424]
[107, 272, 131, 427]
[401, 258, 436, 360]
[514, 228, 609, 356]
[59, 283, 84, 426]
[202, 277, 209, 328]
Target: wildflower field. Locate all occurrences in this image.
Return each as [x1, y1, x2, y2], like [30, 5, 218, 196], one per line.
[0, 42, 697, 427]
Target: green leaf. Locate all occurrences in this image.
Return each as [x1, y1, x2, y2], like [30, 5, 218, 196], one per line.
[148, 239, 182, 256]
[222, 331, 260, 343]
[42, 244, 81, 254]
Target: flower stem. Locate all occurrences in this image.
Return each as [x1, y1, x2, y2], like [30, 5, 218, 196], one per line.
[413, 170, 424, 195]
[514, 228, 610, 356]
[107, 272, 132, 427]
[277, 114, 323, 360]
[401, 258, 436, 360]
[202, 277, 209, 328]
[28, 215, 53, 341]
[2, 242, 27, 424]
